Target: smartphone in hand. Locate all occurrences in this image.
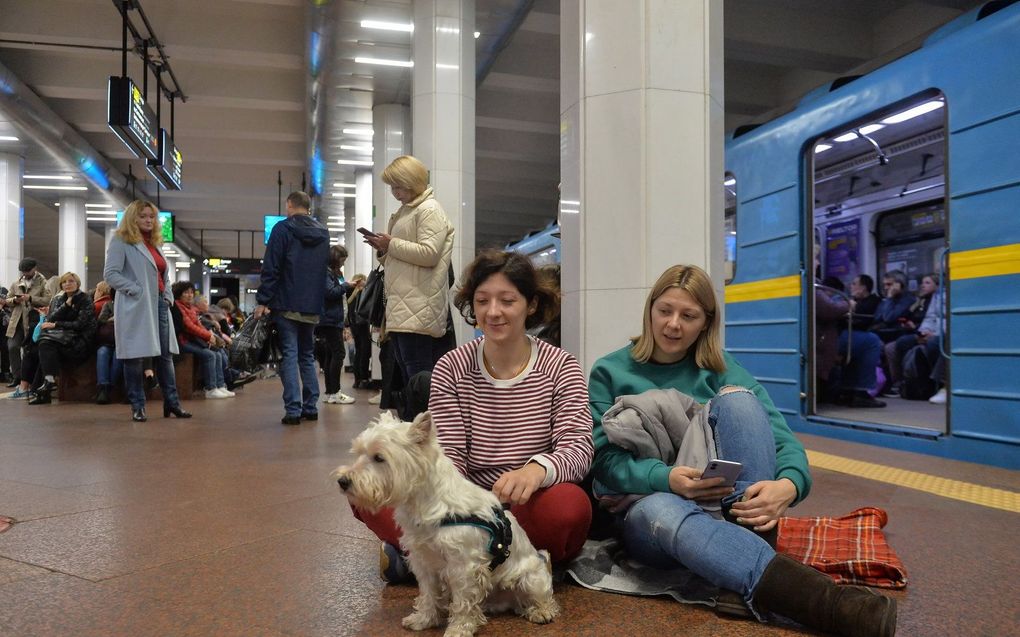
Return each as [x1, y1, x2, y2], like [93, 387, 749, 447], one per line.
[700, 459, 743, 487]
[357, 227, 377, 237]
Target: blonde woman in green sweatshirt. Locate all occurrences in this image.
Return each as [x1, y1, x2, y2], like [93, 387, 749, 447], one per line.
[587, 264, 896, 637]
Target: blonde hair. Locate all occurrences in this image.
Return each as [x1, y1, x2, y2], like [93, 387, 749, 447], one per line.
[381, 155, 429, 195]
[630, 264, 726, 373]
[58, 271, 82, 291]
[116, 199, 163, 246]
[95, 280, 112, 298]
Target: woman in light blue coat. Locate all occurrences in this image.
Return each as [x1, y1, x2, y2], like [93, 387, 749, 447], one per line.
[103, 200, 191, 422]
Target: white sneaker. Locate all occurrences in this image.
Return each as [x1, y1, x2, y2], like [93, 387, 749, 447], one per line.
[929, 388, 947, 404]
[216, 387, 235, 397]
[323, 392, 337, 404]
[368, 392, 382, 405]
[334, 392, 355, 404]
[205, 388, 225, 399]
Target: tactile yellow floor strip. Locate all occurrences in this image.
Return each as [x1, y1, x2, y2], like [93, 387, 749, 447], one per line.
[806, 450, 1020, 514]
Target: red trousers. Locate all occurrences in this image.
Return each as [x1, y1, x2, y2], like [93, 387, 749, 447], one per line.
[352, 482, 592, 563]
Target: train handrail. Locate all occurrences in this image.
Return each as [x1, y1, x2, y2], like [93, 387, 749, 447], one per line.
[938, 247, 951, 359]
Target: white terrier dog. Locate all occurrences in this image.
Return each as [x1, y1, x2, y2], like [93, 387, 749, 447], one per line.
[333, 411, 560, 637]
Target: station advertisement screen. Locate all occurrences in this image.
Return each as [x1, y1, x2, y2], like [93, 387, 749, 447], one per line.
[264, 215, 286, 244]
[146, 129, 183, 190]
[107, 76, 159, 161]
[115, 210, 174, 243]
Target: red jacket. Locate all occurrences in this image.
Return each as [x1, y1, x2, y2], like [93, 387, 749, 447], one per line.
[175, 299, 212, 345]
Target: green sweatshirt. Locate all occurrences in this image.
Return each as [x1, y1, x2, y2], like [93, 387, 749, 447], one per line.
[588, 344, 812, 505]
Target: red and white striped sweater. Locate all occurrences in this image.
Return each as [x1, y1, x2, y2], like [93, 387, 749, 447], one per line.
[429, 336, 594, 491]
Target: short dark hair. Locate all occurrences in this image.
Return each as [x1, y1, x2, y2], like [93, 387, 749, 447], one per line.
[171, 280, 196, 300]
[286, 191, 311, 211]
[856, 274, 874, 293]
[453, 250, 558, 330]
[18, 258, 37, 273]
[329, 245, 348, 271]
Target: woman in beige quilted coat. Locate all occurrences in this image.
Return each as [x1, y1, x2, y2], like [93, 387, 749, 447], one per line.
[363, 155, 455, 386]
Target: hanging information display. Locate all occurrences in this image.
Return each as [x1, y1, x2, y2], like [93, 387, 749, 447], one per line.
[107, 76, 159, 161]
[147, 129, 183, 190]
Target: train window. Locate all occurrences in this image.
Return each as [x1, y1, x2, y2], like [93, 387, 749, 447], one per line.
[875, 204, 946, 291]
[724, 173, 736, 284]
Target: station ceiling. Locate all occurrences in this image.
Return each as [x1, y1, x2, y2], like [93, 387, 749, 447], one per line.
[0, 0, 984, 278]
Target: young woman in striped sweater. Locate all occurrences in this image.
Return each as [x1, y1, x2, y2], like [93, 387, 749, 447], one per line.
[354, 250, 594, 578]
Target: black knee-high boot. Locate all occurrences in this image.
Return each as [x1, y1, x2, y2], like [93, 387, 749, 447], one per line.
[752, 554, 897, 637]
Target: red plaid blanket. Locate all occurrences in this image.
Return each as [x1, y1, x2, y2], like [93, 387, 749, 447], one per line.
[777, 507, 907, 589]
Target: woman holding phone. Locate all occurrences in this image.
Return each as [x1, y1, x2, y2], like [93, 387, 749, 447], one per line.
[588, 264, 896, 637]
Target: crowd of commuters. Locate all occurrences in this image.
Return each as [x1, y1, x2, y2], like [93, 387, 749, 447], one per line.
[4, 157, 903, 636]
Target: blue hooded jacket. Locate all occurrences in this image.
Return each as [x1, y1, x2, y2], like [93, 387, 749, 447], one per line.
[256, 214, 330, 315]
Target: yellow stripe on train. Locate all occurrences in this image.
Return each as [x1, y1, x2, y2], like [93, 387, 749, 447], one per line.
[949, 243, 1020, 280]
[725, 274, 801, 304]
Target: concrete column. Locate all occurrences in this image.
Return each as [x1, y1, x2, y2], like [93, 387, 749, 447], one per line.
[58, 195, 87, 279]
[559, 0, 724, 370]
[372, 103, 411, 238]
[353, 169, 373, 277]
[0, 152, 24, 288]
[104, 223, 117, 250]
[411, 0, 476, 346]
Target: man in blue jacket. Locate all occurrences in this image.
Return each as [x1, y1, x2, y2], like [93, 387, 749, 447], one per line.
[255, 191, 330, 425]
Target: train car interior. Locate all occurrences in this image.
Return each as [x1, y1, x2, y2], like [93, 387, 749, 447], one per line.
[808, 92, 949, 435]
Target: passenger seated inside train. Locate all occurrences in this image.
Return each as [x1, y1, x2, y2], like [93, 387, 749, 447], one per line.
[817, 282, 887, 408]
[882, 273, 945, 402]
[850, 274, 881, 330]
[869, 270, 916, 343]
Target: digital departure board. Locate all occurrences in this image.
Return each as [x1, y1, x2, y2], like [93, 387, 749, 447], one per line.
[107, 76, 159, 161]
[115, 210, 174, 243]
[147, 129, 183, 190]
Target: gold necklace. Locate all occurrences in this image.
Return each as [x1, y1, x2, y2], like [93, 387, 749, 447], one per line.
[483, 350, 530, 379]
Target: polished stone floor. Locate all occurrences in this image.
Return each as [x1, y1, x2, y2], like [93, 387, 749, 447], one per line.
[1, 374, 1017, 637]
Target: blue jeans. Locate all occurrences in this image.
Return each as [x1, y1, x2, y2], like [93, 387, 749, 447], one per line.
[390, 331, 450, 383]
[123, 298, 181, 411]
[621, 390, 777, 618]
[837, 329, 883, 391]
[274, 314, 319, 417]
[180, 341, 225, 390]
[96, 344, 123, 386]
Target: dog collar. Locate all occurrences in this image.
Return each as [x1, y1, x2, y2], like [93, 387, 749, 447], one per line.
[439, 506, 513, 570]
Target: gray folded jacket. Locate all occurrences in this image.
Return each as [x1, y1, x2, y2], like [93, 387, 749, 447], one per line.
[602, 388, 716, 475]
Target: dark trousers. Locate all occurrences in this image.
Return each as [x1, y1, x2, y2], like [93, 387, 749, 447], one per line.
[314, 325, 344, 395]
[123, 298, 181, 411]
[351, 322, 371, 384]
[7, 326, 28, 380]
[390, 331, 452, 386]
[0, 330, 10, 378]
[38, 341, 87, 378]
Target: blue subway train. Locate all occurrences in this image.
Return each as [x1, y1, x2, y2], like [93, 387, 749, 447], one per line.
[510, 2, 1020, 469]
[724, 0, 1020, 469]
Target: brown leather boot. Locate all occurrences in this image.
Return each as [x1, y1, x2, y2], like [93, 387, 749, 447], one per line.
[752, 554, 897, 637]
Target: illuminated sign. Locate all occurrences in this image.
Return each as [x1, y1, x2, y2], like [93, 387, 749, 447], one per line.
[107, 76, 159, 161]
[264, 215, 286, 244]
[115, 210, 174, 243]
[147, 129, 183, 190]
[203, 258, 263, 275]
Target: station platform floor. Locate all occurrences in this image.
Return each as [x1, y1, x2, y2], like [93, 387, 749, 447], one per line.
[1, 373, 1017, 637]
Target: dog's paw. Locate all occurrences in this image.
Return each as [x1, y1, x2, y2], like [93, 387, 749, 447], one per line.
[521, 597, 560, 624]
[402, 611, 440, 631]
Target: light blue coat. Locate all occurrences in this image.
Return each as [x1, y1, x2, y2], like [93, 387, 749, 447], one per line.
[103, 236, 179, 359]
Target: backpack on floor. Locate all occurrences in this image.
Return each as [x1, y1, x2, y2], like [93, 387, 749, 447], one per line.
[901, 344, 936, 400]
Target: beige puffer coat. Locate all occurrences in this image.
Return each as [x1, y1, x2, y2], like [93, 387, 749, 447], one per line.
[382, 187, 455, 337]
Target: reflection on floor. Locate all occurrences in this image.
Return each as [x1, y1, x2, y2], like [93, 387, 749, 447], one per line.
[1, 375, 1017, 636]
[817, 394, 946, 433]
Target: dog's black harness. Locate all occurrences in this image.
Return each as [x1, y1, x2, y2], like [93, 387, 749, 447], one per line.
[440, 506, 513, 570]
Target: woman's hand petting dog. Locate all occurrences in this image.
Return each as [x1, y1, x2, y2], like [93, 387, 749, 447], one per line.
[668, 465, 734, 503]
[492, 462, 547, 506]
